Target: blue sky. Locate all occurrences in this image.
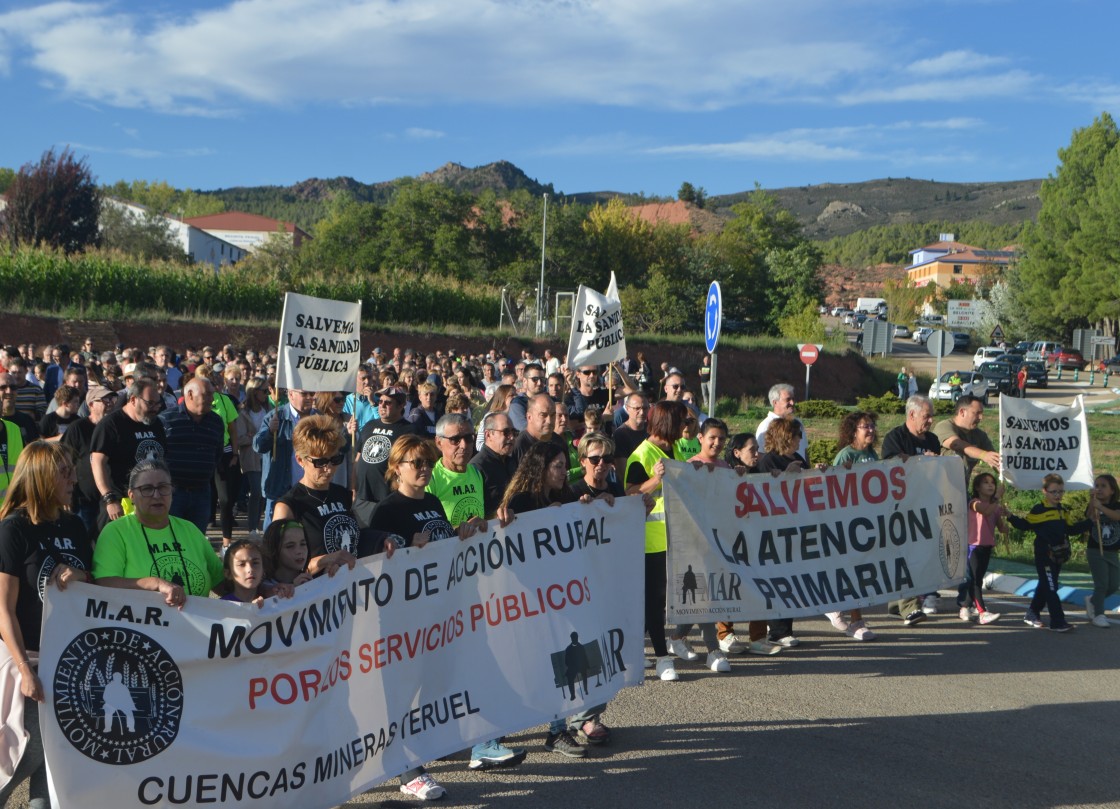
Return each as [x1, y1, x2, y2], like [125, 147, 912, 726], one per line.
[1, 0, 1117, 198]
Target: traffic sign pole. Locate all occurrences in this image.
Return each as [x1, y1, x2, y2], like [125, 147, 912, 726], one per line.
[704, 282, 722, 419]
[797, 344, 822, 401]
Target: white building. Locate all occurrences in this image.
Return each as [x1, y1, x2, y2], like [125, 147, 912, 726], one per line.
[103, 199, 248, 271]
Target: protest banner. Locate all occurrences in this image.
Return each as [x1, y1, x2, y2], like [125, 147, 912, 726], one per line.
[38, 498, 645, 809]
[566, 273, 626, 368]
[277, 292, 362, 392]
[662, 457, 968, 621]
[999, 393, 1093, 490]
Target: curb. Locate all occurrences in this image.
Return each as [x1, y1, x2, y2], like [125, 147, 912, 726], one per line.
[982, 571, 1120, 614]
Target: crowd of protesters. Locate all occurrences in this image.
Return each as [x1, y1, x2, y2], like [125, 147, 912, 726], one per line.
[0, 336, 1114, 806]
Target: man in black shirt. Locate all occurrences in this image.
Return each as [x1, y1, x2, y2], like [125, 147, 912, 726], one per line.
[159, 377, 225, 534]
[469, 412, 517, 517]
[353, 386, 418, 527]
[90, 377, 167, 531]
[880, 395, 941, 459]
[60, 385, 117, 534]
[511, 393, 567, 465]
[611, 392, 649, 479]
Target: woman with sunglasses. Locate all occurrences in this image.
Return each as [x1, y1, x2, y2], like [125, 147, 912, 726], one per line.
[271, 416, 359, 577]
[368, 435, 461, 546]
[93, 459, 222, 604]
[314, 391, 354, 489]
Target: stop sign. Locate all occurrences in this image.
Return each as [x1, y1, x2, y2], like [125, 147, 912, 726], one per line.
[799, 344, 820, 366]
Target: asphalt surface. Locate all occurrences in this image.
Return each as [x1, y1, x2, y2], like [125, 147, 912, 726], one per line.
[340, 592, 1120, 809]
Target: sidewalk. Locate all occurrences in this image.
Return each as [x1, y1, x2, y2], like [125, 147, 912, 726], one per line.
[983, 558, 1119, 613]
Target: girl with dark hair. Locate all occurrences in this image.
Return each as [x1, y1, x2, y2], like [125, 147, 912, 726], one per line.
[1085, 474, 1120, 627]
[965, 472, 1006, 625]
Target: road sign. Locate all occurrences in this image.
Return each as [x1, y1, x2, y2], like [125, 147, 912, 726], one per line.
[704, 282, 722, 354]
[927, 330, 954, 358]
[798, 344, 820, 366]
[947, 300, 987, 329]
[990, 324, 1005, 341]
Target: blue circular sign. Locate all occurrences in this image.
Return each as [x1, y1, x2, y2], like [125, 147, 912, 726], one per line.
[705, 281, 722, 353]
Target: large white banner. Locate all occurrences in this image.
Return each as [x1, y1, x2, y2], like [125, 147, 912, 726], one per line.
[39, 499, 645, 809]
[662, 457, 968, 621]
[999, 394, 1093, 490]
[566, 272, 626, 368]
[276, 292, 362, 392]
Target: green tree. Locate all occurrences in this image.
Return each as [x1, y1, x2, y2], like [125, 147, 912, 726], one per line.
[3, 148, 100, 253]
[581, 197, 657, 289]
[881, 278, 929, 325]
[303, 199, 385, 275]
[1010, 113, 1119, 337]
[381, 180, 475, 278]
[98, 202, 188, 263]
[1061, 142, 1120, 335]
[0, 168, 15, 194]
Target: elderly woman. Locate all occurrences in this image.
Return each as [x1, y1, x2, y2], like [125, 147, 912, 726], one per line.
[624, 399, 688, 682]
[272, 415, 359, 577]
[824, 411, 879, 641]
[0, 442, 93, 809]
[92, 458, 223, 605]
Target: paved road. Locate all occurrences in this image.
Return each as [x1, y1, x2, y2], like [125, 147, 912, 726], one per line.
[342, 592, 1120, 809]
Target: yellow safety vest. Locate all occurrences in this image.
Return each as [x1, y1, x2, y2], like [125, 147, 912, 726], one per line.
[0, 419, 25, 502]
[624, 439, 672, 554]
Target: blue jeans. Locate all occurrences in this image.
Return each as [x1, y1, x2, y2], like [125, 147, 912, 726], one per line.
[171, 486, 211, 535]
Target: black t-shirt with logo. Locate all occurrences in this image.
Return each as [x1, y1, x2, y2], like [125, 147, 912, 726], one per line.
[354, 418, 419, 504]
[0, 511, 91, 652]
[369, 491, 455, 545]
[278, 483, 361, 557]
[89, 409, 167, 495]
[60, 418, 99, 508]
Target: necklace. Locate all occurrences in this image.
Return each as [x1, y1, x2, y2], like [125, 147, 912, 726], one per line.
[300, 483, 330, 505]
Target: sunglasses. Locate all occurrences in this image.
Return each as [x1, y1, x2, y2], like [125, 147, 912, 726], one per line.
[332, 395, 346, 404]
[378, 399, 399, 407]
[308, 453, 345, 468]
[488, 427, 517, 437]
[585, 455, 615, 465]
[401, 458, 434, 470]
[440, 433, 473, 444]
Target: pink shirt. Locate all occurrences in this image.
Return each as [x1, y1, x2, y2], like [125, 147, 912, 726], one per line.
[968, 498, 998, 547]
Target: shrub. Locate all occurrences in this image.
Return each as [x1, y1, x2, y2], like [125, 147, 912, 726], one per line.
[855, 391, 905, 415]
[808, 438, 839, 466]
[797, 399, 847, 419]
[713, 396, 740, 418]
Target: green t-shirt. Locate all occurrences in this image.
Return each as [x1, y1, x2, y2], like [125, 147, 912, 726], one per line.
[212, 392, 239, 448]
[832, 446, 879, 466]
[426, 462, 485, 527]
[675, 437, 700, 458]
[92, 515, 223, 597]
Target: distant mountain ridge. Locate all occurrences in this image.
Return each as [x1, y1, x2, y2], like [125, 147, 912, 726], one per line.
[195, 161, 1043, 240]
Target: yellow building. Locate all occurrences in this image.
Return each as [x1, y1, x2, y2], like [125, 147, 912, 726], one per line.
[906, 234, 1015, 288]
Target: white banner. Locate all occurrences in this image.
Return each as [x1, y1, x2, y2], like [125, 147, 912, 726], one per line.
[565, 273, 626, 368]
[662, 457, 968, 621]
[276, 292, 362, 392]
[999, 394, 1093, 490]
[39, 499, 645, 809]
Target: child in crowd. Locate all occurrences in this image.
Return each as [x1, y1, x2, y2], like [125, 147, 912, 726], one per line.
[262, 520, 313, 586]
[216, 538, 269, 605]
[1084, 474, 1120, 627]
[1008, 473, 1091, 632]
[966, 472, 1006, 625]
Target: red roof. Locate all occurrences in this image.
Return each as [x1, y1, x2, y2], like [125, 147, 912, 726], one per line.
[184, 211, 308, 237]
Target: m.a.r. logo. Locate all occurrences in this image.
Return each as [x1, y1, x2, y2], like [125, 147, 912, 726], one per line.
[53, 628, 183, 764]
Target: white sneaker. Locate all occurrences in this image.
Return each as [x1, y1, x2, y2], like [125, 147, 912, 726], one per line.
[922, 594, 940, 615]
[1092, 614, 1110, 628]
[1085, 595, 1096, 620]
[668, 637, 700, 661]
[978, 611, 1001, 625]
[826, 611, 850, 632]
[959, 607, 975, 622]
[644, 657, 655, 669]
[400, 773, 447, 801]
[718, 633, 746, 654]
[846, 620, 876, 641]
[706, 650, 731, 673]
[655, 656, 678, 681]
[769, 635, 800, 648]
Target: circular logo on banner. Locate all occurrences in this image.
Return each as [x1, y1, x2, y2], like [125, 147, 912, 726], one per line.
[52, 628, 183, 764]
[134, 439, 164, 463]
[938, 518, 964, 579]
[361, 433, 391, 465]
[323, 513, 360, 554]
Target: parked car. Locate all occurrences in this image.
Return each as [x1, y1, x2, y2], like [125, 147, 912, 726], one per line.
[893, 324, 912, 338]
[973, 346, 1004, 369]
[953, 332, 971, 350]
[912, 327, 933, 344]
[929, 370, 989, 404]
[1098, 355, 1120, 373]
[854, 313, 868, 327]
[977, 361, 1015, 396]
[1018, 360, 1049, 388]
[1025, 341, 1061, 363]
[843, 312, 855, 325]
[1050, 348, 1085, 370]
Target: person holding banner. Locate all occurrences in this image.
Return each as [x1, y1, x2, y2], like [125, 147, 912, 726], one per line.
[965, 472, 1007, 625]
[92, 459, 223, 604]
[1084, 475, 1120, 628]
[824, 412, 880, 641]
[0, 442, 92, 809]
[625, 400, 688, 682]
[1008, 474, 1091, 632]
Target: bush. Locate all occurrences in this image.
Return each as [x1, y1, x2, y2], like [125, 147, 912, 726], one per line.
[933, 398, 955, 415]
[808, 438, 839, 466]
[855, 392, 905, 414]
[713, 396, 740, 418]
[797, 399, 847, 419]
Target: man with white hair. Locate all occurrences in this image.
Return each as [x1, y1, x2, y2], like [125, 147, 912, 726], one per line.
[755, 383, 807, 458]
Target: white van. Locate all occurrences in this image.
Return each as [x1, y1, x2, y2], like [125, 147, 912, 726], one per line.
[1026, 341, 1061, 363]
[973, 347, 1004, 369]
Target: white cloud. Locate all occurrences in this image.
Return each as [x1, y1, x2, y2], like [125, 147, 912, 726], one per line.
[906, 50, 1009, 77]
[68, 141, 214, 159]
[404, 127, 446, 140]
[837, 70, 1036, 104]
[647, 137, 865, 161]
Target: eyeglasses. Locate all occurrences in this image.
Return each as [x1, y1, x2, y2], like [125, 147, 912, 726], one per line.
[140, 398, 163, 407]
[440, 433, 473, 444]
[584, 455, 615, 465]
[332, 395, 346, 404]
[99, 396, 116, 406]
[580, 369, 597, 375]
[401, 458, 434, 470]
[1045, 488, 1064, 495]
[667, 384, 682, 390]
[134, 483, 172, 498]
[857, 424, 876, 432]
[525, 375, 544, 383]
[487, 427, 517, 437]
[0, 385, 14, 391]
[378, 399, 399, 407]
[308, 453, 345, 468]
